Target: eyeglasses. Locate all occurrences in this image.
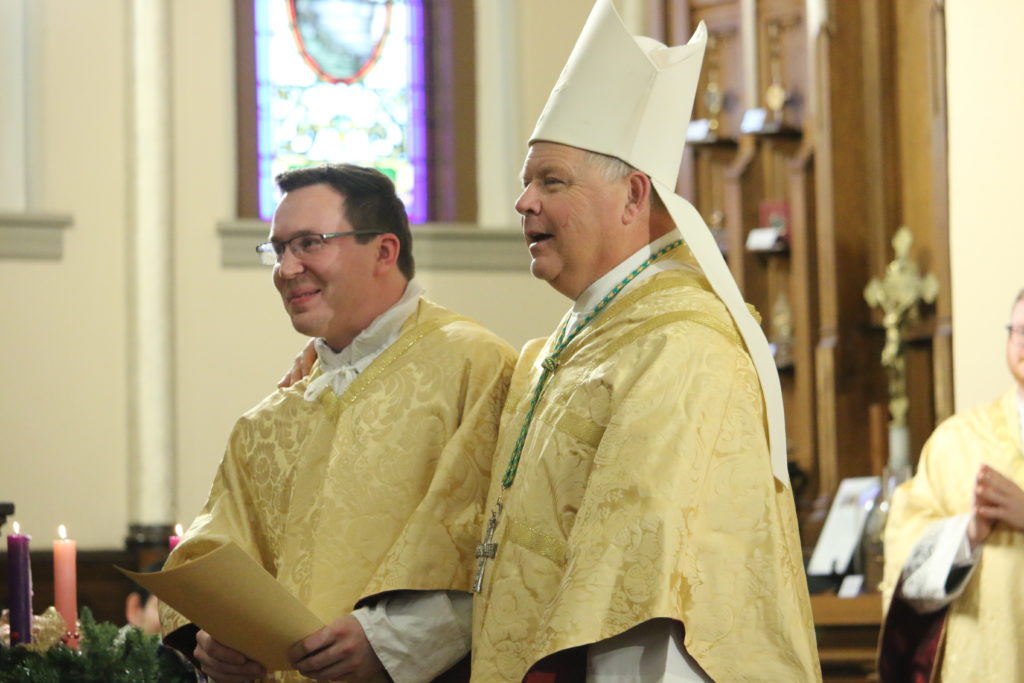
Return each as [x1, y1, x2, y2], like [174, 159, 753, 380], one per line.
[1007, 324, 1024, 340]
[255, 231, 383, 266]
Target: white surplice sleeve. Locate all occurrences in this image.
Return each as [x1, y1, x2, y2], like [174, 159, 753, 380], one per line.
[352, 590, 472, 683]
[586, 618, 714, 682]
[899, 513, 982, 614]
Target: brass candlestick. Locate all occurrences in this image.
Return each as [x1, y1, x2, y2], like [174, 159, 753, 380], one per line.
[764, 22, 788, 122]
[771, 291, 794, 369]
[703, 34, 723, 135]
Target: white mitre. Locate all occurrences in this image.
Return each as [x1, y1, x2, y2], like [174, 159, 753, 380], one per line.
[531, 0, 790, 488]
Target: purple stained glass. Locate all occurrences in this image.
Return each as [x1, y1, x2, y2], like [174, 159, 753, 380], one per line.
[254, 0, 427, 222]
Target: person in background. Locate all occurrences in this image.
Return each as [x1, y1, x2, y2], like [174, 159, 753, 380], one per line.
[881, 288, 1024, 681]
[126, 559, 164, 635]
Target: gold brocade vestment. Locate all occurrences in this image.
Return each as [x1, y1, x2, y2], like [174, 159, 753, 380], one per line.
[471, 252, 820, 682]
[160, 299, 516, 682]
[883, 388, 1024, 681]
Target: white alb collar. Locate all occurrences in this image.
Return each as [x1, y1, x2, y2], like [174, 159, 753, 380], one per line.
[570, 229, 685, 321]
[304, 278, 425, 401]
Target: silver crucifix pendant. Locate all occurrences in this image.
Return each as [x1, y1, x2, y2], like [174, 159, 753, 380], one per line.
[472, 501, 503, 593]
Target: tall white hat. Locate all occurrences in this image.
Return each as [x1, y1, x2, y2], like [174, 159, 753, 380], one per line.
[531, 0, 790, 488]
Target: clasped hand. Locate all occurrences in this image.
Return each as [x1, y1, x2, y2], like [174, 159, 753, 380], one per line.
[195, 614, 383, 682]
[968, 463, 1024, 548]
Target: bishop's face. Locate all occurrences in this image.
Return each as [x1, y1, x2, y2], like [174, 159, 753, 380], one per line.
[1008, 298, 1024, 393]
[514, 142, 634, 300]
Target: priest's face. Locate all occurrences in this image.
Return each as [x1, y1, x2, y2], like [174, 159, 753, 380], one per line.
[1008, 297, 1024, 392]
[270, 183, 381, 349]
[515, 142, 635, 300]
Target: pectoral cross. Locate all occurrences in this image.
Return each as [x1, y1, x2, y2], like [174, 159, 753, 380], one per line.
[472, 501, 502, 593]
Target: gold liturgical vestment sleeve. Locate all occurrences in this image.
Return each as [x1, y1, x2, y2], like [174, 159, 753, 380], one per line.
[160, 299, 516, 682]
[883, 388, 1024, 680]
[471, 261, 820, 682]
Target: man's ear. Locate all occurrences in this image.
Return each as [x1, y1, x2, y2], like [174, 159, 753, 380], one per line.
[622, 171, 652, 224]
[374, 233, 401, 274]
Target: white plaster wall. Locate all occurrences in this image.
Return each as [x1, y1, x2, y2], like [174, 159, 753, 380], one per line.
[168, 2, 299, 524]
[946, 0, 1024, 412]
[0, 0, 130, 548]
[515, 0, 594, 152]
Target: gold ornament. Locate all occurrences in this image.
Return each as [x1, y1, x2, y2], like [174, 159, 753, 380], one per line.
[864, 226, 939, 426]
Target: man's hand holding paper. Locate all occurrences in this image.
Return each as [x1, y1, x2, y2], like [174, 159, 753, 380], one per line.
[287, 614, 385, 682]
[195, 628, 267, 682]
[119, 541, 325, 672]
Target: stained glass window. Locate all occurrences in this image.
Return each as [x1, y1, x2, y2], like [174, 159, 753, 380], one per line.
[254, 0, 427, 222]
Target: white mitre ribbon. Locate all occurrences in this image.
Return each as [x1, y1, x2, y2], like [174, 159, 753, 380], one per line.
[304, 279, 425, 401]
[531, 0, 789, 488]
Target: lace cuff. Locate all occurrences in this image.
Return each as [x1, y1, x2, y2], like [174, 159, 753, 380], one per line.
[900, 514, 980, 613]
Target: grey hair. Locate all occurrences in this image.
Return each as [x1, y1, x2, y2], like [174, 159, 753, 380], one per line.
[583, 150, 666, 213]
[585, 150, 635, 182]
[1015, 288, 1024, 307]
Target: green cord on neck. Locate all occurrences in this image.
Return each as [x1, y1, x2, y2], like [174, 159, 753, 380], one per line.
[500, 239, 682, 489]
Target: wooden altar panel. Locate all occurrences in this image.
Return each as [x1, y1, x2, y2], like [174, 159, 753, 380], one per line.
[786, 143, 819, 481]
[692, 143, 738, 254]
[668, 0, 953, 672]
[892, 0, 954, 435]
[810, 0, 879, 491]
[757, 0, 807, 129]
[679, 0, 952, 518]
[682, 0, 821, 495]
[691, 1, 744, 140]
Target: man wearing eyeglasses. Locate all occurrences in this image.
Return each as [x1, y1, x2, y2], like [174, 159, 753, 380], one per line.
[881, 289, 1024, 680]
[160, 164, 516, 682]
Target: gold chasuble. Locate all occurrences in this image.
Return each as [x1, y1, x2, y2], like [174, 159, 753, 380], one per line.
[471, 247, 819, 682]
[883, 388, 1024, 680]
[161, 299, 515, 682]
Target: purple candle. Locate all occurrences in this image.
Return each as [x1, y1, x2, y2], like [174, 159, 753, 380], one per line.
[6, 522, 33, 645]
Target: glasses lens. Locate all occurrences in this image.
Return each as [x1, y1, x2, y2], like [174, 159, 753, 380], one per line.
[292, 234, 326, 257]
[256, 243, 277, 266]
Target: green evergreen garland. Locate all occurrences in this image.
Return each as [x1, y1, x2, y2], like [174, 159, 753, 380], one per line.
[0, 608, 192, 682]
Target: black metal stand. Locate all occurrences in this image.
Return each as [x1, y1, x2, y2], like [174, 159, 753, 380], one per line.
[0, 502, 13, 533]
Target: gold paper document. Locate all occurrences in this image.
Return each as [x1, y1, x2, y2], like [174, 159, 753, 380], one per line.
[118, 541, 324, 671]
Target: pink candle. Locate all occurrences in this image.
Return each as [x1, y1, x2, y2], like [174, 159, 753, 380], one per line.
[6, 522, 33, 645]
[53, 524, 77, 634]
[168, 523, 183, 551]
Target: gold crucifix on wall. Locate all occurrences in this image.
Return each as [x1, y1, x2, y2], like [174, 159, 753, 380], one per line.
[864, 226, 939, 432]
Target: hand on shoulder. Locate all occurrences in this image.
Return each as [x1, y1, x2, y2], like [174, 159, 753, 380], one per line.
[278, 339, 318, 388]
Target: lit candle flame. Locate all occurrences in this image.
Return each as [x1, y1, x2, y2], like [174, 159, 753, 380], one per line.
[175, 523, 183, 536]
[12, 521, 19, 534]
[58, 524, 68, 540]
